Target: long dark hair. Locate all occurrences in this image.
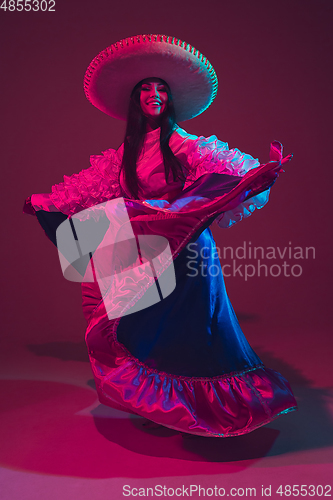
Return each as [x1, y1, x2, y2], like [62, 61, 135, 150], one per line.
[120, 79, 186, 199]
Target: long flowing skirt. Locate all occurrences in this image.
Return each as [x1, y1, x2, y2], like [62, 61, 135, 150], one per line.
[72, 155, 297, 437]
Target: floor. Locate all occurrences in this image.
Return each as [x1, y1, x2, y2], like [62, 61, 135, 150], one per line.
[1, 316, 332, 499]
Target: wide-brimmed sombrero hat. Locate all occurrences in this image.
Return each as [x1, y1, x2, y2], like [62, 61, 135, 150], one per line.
[84, 34, 218, 122]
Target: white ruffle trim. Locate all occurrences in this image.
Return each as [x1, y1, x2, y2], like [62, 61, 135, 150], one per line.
[215, 190, 270, 228]
[49, 148, 122, 217]
[183, 134, 267, 227]
[184, 135, 260, 189]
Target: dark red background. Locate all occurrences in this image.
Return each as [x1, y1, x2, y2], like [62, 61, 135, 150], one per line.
[2, 0, 331, 355]
[0, 0, 332, 491]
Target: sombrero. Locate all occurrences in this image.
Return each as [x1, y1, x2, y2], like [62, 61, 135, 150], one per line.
[84, 34, 218, 122]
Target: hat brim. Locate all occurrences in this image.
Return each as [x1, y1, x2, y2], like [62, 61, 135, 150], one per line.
[84, 34, 218, 122]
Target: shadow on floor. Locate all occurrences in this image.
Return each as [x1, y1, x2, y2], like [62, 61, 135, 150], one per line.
[91, 346, 333, 463]
[21, 337, 333, 473]
[27, 341, 89, 362]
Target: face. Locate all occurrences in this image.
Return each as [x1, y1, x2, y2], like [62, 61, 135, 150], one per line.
[139, 78, 168, 119]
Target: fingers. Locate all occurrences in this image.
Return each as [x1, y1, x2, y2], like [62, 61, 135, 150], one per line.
[281, 153, 293, 165]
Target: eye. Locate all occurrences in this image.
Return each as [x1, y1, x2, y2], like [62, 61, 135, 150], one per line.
[157, 86, 167, 92]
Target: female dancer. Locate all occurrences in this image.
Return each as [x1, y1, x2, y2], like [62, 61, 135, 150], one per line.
[24, 34, 297, 437]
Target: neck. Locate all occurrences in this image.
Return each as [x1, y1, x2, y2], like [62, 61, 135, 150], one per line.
[145, 116, 161, 133]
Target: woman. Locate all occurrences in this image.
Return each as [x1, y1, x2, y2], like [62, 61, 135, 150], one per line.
[24, 34, 297, 437]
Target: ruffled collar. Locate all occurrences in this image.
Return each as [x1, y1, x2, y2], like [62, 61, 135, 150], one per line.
[144, 127, 160, 139]
[144, 125, 179, 142]
[145, 126, 160, 135]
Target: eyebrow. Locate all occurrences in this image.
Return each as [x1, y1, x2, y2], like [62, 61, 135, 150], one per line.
[141, 83, 166, 87]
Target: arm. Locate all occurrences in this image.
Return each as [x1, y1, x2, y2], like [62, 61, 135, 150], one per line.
[178, 131, 285, 228]
[215, 140, 290, 228]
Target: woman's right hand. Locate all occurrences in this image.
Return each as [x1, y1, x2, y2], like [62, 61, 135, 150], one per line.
[23, 193, 60, 215]
[32, 193, 60, 212]
[23, 196, 36, 216]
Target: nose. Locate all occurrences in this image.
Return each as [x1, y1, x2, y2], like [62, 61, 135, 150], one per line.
[149, 84, 160, 99]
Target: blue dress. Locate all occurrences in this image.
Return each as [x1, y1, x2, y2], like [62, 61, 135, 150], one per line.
[27, 127, 297, 436]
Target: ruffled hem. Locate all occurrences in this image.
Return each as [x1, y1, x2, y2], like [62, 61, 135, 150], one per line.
[88, 344, 297, 437]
